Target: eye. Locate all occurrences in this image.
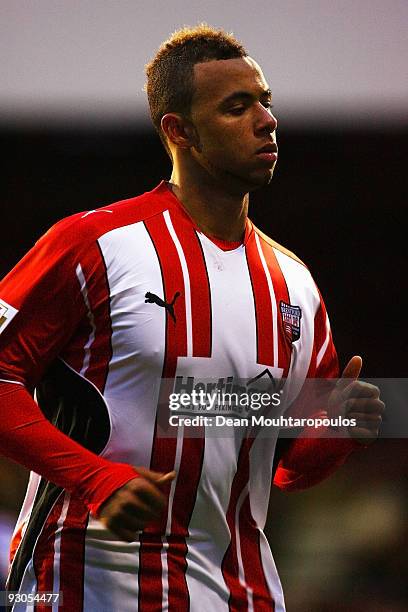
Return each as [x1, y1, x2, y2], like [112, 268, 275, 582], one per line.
[262, 101, 274, 111]
[228, 105, 246, 116]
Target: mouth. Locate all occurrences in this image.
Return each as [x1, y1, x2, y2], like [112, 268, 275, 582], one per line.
[255, 142, 278, 164]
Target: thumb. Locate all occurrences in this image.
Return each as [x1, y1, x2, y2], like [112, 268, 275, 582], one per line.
[332, 355, 363, 400]
[341, 355, 362, 380]
[135, 467, 176, 486]
[156, 471, 177, 486]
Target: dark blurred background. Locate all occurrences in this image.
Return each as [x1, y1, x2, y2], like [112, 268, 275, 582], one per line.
[1, 2, 407, 610]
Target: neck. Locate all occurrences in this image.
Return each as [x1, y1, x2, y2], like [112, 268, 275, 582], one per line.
[169, 163, 249, 242]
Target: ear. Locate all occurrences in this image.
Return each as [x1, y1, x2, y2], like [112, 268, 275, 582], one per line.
[161, 113, 197, 149]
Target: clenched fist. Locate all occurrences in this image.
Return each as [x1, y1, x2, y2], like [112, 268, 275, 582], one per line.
[98, 467, 176, 542]
[329, 355, 385, 443]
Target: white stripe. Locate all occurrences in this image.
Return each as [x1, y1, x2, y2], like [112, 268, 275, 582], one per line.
[81, 209, 112, 218]
[75, 263, 97, 376]
[165, 424, 184, 536]
[97, 221, 166, 468]
[161, 539, 170, 611]
[316, 313, 331, 368]
[12, 493, 65, 610]
[0, 378, 24, 386]
[161, 209, 191, 607]
[161, 423, 185, 609]
[258, 532, 286, 612]
[235, 484, 254, 612]
[255, 233, 279, 368]
[161, 211, 195, 607]
[163, 209, 193, 357]
[52, 493, 71, 612]
[7, 473, 42, 585]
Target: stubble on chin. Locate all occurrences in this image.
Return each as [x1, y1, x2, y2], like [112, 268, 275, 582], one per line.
[196, 150, 276, 194]
[247, 166, 276, 190]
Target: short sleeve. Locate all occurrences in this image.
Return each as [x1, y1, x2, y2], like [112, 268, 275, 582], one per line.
[0, 219, 87, 389]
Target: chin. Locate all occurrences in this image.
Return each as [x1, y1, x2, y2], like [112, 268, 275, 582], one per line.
[219, 163, 275, 193]
[248, 168, 275, 190]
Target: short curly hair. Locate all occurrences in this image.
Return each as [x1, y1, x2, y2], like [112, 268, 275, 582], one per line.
[145, 24, 247, 153]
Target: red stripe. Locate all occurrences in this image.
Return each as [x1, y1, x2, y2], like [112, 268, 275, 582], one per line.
[222, 232, 291, 609]
[60, 242, 113, 391]
[222, 438, 252, 612]
[9, 523, 24, 566]
[147, 214, 188, 378]
[294, 304, 339, 423]
[172, 217, 212, 357]
[139, 213, 187, 611]
[239, 496, 274, 611]
[58, 497, 89, 612]
[245, 236, 274, 366]
[59, 262, 90, 375]
[313, 289, 339, 378]
[79, 243, 113, 392]
[139, 212, 211, 611]
[33, 494, 65, 612]
[166, 214, 210, 610]
[221, 438, 275, 611]
[61, 320, 90, 375]
[258, 236, 292, 378]
[285, 289, 339, 420]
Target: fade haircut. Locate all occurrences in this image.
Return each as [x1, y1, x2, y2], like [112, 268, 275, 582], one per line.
[145, 24, 247, 154]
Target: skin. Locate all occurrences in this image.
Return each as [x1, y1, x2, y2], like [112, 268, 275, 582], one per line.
[99, 468, 176, 542]
[98, 56, 384, 542]
[162, 56, 278, 241]
[328, 355, 384, 443]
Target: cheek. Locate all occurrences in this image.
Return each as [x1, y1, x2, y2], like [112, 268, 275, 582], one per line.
[202, 128, 248, 161]
[198, 119, 245, 149]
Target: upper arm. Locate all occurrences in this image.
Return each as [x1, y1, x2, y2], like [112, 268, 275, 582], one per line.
[0, 220, 87, 388]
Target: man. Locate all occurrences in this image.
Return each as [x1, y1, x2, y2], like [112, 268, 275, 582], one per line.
[0, 25, 383, 611]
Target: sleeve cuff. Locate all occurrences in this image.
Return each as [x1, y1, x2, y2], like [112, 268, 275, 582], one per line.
[74, 462, 140, 517]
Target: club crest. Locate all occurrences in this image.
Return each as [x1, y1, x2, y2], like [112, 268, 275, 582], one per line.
[279, 301, 302, 342]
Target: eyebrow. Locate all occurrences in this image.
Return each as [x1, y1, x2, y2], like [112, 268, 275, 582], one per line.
[219, 88, 272, 107]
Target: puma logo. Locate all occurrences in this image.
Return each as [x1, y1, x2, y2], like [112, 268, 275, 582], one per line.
[145, 291, 181, 323]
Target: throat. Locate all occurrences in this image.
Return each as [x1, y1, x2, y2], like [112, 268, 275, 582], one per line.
[167, 181, 248, 242]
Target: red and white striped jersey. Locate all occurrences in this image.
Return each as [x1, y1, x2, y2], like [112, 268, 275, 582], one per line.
[0, 181, 338, 611]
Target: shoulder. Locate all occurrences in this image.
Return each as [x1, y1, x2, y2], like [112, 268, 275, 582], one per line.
[253, 224, 306, 268]
[252, 224, 323, 310]
[39, 184, 169, 254]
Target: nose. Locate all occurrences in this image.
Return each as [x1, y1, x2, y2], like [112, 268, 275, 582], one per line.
[255, 103, 277, 135]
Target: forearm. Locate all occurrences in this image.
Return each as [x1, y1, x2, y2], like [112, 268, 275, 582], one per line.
[0, 381, 138, 515]
[273, 429, 361, 491]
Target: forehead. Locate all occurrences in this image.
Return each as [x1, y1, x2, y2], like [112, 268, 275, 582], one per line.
[191, 56, 269, 109]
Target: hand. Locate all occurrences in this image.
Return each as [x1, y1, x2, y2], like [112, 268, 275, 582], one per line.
[98, 467, 176, 542]
[328, 356, 385, 444]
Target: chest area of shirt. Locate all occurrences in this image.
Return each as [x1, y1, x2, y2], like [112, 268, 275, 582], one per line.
[97, 220, 297, 377]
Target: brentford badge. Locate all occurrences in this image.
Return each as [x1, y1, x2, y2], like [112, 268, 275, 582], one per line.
[279, 301, 302, 342]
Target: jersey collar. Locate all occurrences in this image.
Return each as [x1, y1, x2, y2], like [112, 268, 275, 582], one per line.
[155, 180, 253, 248]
